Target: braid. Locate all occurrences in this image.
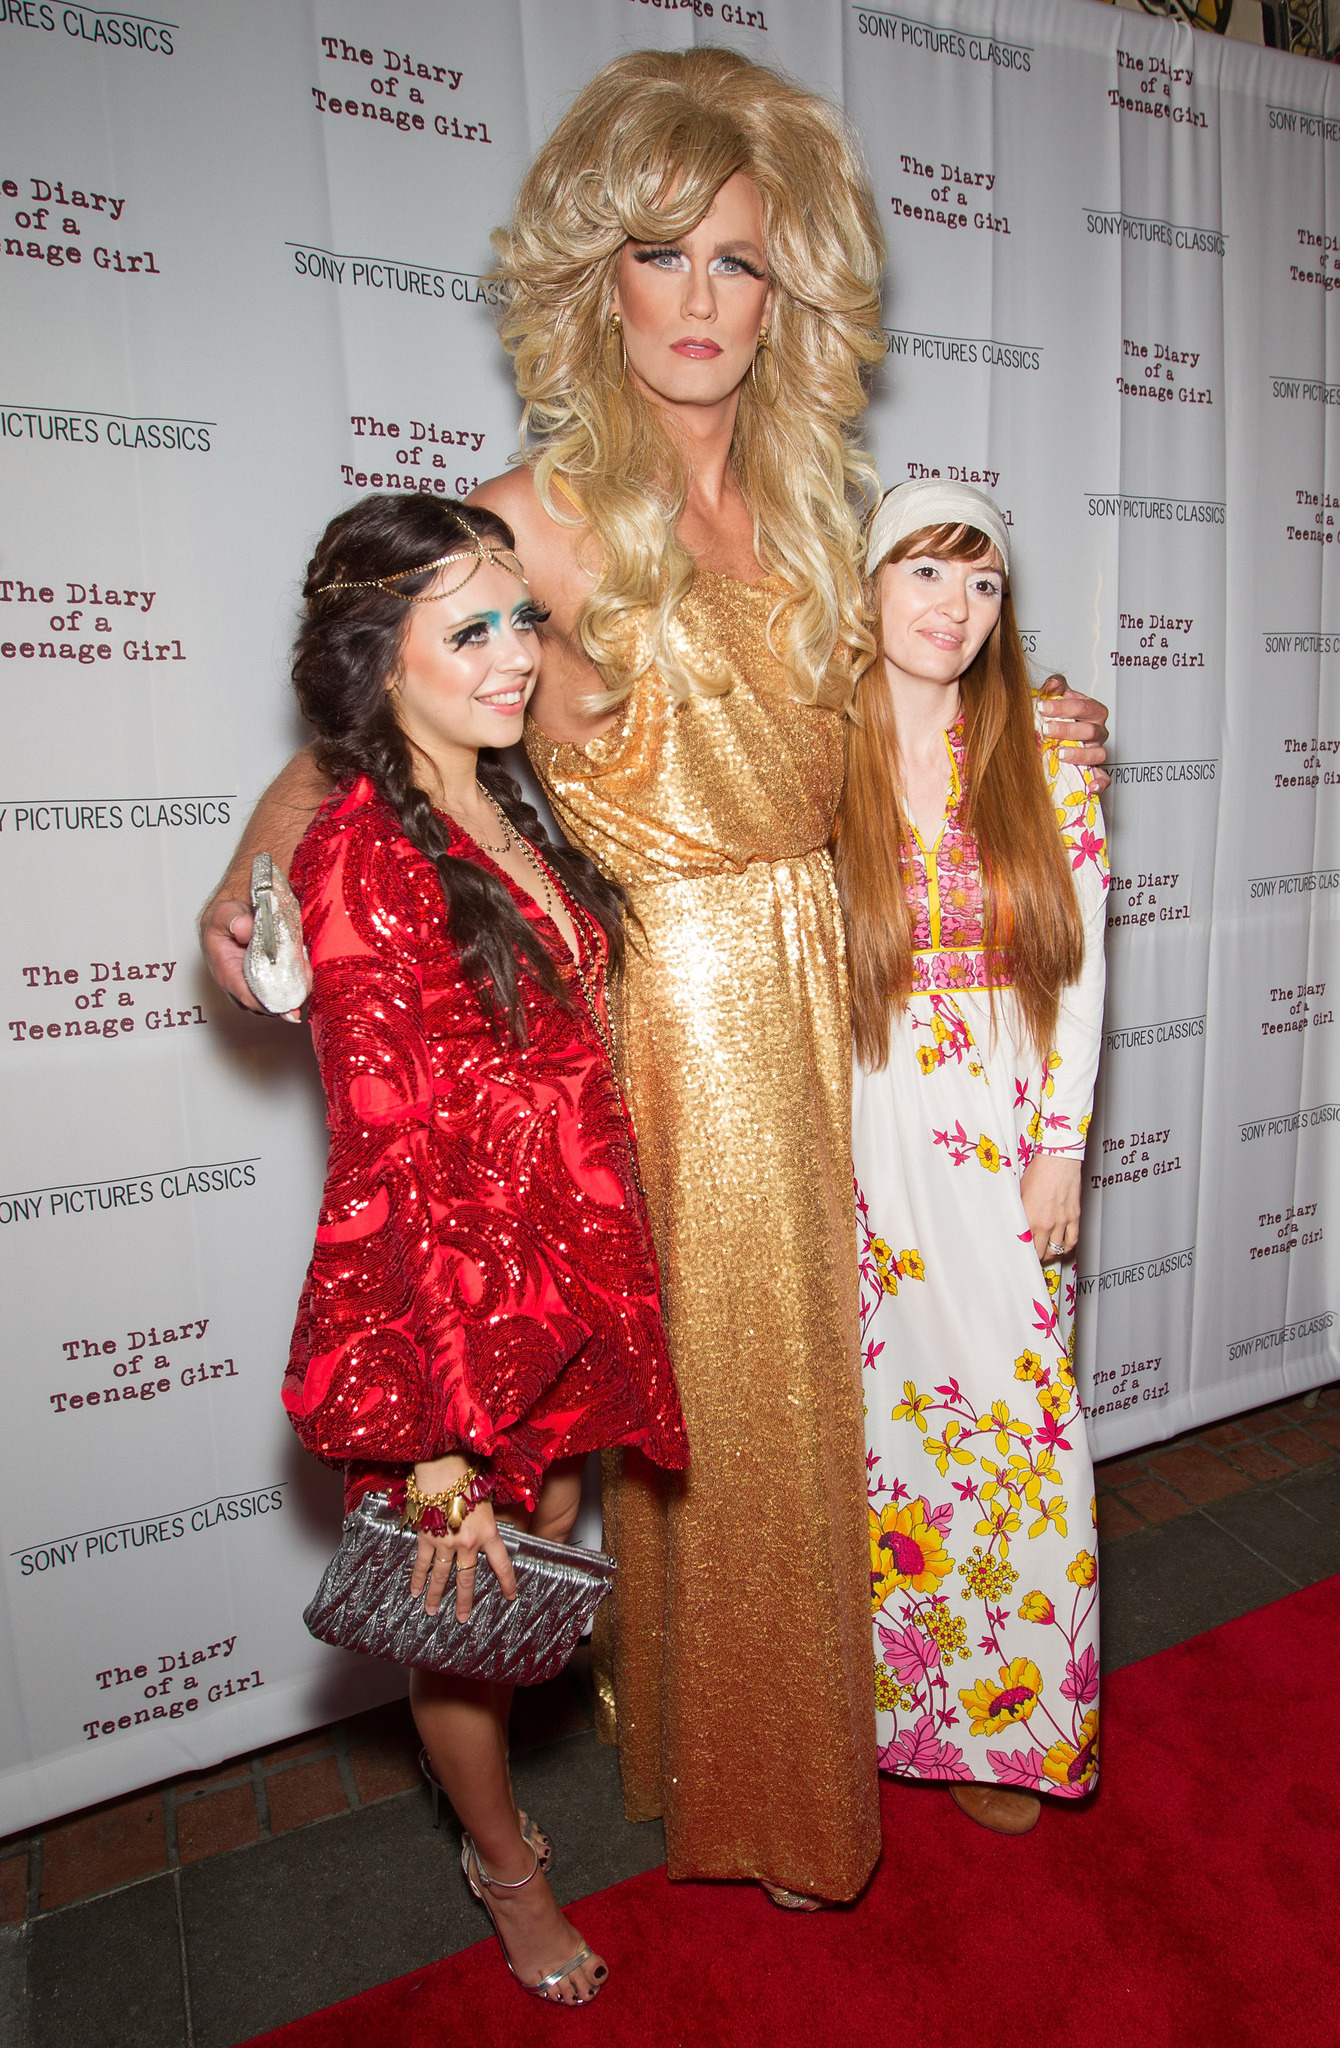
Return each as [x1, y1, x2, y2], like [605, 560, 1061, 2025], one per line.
[476, 754, 627, 973]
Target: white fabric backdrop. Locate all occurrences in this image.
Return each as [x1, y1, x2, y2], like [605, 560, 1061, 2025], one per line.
[2, 0, 1336, 1831]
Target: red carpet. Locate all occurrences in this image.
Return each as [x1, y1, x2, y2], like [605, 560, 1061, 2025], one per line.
[247, 1576, 1340, 2048]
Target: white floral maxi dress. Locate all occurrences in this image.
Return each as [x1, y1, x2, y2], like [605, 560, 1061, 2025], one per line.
[853, 717, 1109, 1799]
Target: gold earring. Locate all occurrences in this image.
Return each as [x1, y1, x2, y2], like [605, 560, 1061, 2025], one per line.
[751, 325, 780, 407]
[608, 311, 627, 394]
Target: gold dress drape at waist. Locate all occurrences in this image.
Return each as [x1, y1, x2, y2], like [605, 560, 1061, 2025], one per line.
[526, 573, 879, 1900]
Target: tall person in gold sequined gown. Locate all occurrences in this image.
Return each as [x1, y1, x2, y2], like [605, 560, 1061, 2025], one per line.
[200, 50, 1112, 1907]
[473, 52, 889, 1905]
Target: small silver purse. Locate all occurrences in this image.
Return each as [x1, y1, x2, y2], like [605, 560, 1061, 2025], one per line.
[302, 1490, 616, 1687]
[242, 851, 312, 1014]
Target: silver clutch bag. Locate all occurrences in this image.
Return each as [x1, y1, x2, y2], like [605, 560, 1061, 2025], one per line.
[242, 851, 312, 1014]
[302, 1490, 616, 1687]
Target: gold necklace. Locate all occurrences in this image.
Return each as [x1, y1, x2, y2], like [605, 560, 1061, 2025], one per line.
[439, 785, 512, 858]
[479, 793, 645, 1195]
[480, 800, 620, 1078]
[480, 789, 560, 927]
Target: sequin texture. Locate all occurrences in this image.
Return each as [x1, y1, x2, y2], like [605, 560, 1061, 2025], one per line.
[283, 778, 688, 1510]
[527, 573, 880, 1902]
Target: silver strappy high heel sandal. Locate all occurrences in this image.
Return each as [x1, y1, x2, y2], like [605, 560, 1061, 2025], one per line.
[417, 1748, 552, 1870]
[461, 1834, 607, 2004]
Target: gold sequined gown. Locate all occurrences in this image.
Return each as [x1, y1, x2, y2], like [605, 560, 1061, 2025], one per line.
[527, 574, 880, 1900]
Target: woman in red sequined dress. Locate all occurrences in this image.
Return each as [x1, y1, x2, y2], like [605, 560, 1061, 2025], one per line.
[283, 494, 686, 2007]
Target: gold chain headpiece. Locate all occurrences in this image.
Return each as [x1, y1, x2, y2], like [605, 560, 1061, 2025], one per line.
[316, 528, 529, 603]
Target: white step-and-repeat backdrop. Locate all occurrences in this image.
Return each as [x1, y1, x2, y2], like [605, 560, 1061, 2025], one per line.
[2, 0, 1336, 1829]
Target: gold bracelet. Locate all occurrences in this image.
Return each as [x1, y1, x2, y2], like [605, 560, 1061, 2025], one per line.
[403, 1466, 480, 1535]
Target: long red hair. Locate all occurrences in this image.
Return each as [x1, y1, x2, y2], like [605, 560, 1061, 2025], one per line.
[835, 524, 1084, 1069]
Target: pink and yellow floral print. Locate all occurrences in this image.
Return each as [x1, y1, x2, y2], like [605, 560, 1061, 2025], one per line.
[853, 713, 1106, 1798]
[870, 1497, 956, 1603]
[861, 1195, 1101, 1795]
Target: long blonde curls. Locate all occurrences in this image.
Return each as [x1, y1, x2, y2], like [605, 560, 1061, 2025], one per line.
[491, 47, 887, 710]
[835, 525, 1085, 1069]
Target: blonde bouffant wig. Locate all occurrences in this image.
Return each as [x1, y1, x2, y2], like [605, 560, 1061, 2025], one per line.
[491, 47, 887, 710]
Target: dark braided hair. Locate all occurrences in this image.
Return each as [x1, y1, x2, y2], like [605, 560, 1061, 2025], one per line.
[292, 493, 625, 1041]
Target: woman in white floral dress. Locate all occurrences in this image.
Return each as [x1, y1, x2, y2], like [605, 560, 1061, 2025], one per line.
[835, 481, 1108, 1836]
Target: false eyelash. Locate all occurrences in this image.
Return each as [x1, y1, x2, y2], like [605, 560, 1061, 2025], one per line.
[450, 603, 551, 649]
[632, 245, 767, 281]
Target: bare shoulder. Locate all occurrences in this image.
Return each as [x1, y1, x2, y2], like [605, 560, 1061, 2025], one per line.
[469, 468, 591, 620]
[468, 467, 582, 584]
[469, 464, 541, 533]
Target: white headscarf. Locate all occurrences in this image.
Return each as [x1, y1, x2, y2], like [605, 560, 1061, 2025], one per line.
[865, 479, 1011, 578]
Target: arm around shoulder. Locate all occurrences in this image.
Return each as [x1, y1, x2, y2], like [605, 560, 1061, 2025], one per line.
[1036, 674, 1111, 789]
[198, 748, 334, 1015]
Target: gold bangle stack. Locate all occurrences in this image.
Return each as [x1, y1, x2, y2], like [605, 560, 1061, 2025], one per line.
[403, 1466, 481, 1534]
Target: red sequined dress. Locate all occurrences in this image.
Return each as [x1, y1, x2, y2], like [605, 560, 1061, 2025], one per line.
[283, 776, 688, 1509]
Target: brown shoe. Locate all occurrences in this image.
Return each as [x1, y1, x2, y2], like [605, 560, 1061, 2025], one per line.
[950, 1782, 1041, 1835]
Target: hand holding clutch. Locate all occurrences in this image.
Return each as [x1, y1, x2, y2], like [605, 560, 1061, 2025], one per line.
[242, 852, 312, 1015]
[304, 1492, 616, 1686]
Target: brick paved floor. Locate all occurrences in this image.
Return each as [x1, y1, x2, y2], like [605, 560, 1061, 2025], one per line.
[2, 1385, 1337, 2046]
[1093, 1383, 1340, 1539]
